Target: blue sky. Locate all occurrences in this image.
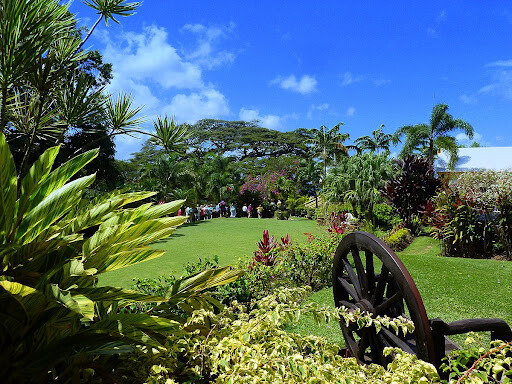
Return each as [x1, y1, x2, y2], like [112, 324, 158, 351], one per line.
[69, 1, 512, 159]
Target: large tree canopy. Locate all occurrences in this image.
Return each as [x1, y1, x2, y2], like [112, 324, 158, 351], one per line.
[187, 119, 311, 160]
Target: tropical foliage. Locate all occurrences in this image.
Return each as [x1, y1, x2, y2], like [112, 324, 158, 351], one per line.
[425, 170, 512, 259]
[354, 124, 395, 154]
[0, 132, 239, 382]
[382, 155, 441, 231]
[114, 287, 436, 384]
[323, 152, 395, 223]
[307, 122, 350, 176]
[1, 0, 145, 180]
[395, 103, 474, 168]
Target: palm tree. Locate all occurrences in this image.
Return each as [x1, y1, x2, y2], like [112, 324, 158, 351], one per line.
[395, 104, 473, 168]
[79, 0, 141, 52]
[150, 115, 190, 155]
[323, 153, 394, 223]
[296, 159, 322, 207]
[354, 124, 396, 154]
[307, 122, 350, 176]
[204, 154, 237, 201]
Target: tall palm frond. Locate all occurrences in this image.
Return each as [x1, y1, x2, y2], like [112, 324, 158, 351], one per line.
[395, 104, 473, 168]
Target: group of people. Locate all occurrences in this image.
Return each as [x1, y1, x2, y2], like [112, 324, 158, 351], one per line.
[176, 201, 265, 221]
[242, 203, 264, 218]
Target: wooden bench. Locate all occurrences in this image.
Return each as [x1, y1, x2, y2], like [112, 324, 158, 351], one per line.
[332, 231, 512, 367]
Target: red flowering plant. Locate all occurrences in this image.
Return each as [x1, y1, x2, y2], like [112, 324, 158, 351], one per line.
[252, 230, 291, 266]
[326, 211, 348, 234]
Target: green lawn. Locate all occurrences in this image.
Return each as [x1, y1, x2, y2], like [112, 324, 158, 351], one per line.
[288, 236, 512, 345]
[100, 217, 322, 288]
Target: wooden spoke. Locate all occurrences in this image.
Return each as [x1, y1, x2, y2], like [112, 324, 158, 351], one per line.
[356, 330, 369, 361]
[365, 250, 375, 297]
[380, 327, 415, 354]
[338, 276, 360, 301]
[339, 300, 358, 310]
[374, 292, 403, 316]
[351, 246, 368, 299]
[371, 330, 389, 365]
[371, 265, 389, 306]
[342, 258, 362, 297]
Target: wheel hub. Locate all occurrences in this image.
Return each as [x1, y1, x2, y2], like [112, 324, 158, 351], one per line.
[355, 299, 375, 314]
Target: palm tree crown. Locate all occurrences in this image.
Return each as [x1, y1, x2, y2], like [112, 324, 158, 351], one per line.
[395, 103, 473, 168]
[307, 122, 350, 176]
[354, 124, 396, 154]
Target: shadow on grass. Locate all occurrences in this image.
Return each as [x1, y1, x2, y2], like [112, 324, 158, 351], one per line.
[182, 219, 214, 227]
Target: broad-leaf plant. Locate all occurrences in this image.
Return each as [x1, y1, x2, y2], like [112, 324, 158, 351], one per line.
[0, 133, 240, 382]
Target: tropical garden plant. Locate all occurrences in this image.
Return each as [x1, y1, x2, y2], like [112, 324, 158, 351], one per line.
[0, 133, 240, 382]
[425, 170, 512, 259]
[1, 0, 146, 182]
[354, 124, 396, 154]
[394, 103, 473, 168]
[323, 152, 394, 223]
[307, 122, 350, 177]
[382, 155, 441, 232]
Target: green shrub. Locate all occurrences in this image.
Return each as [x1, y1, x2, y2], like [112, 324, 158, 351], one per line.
[274, 209, 290, 220]
[116, 286, 438, 384]
[373, 203, 402, 229]
[426, 171, 512, 259]
[383, 227, 413, 251]
[440, 333, 512, 383]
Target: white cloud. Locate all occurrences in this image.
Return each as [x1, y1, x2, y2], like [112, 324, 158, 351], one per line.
[427, 27, 438, 38]
[479, 67, 512, 100]
[346, 107, 356, 117]
[272, 74, 317, 94]
[487, 59, 512, 68]
[238, 108, 285, 130]
[340, 72, 363, 86]
[103, 25, 204, 91]
[181, 22, 236, 69]
[92, 24, 234, 158]
[164, 89, 230, 123]
[307, 103, 329, 119]
[455, 131, 486, 146]
[373, 78, 391, 86]
[459, 93, 477, 104]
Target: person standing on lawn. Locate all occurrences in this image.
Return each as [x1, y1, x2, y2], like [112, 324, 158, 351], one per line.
[257, 204, 264, 218]
[247, 204, 252, 218]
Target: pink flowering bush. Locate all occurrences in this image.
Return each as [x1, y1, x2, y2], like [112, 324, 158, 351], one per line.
[239, 166, 299, 202]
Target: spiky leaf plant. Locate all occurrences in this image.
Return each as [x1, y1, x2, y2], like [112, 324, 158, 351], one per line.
[0, 133, 240, 383]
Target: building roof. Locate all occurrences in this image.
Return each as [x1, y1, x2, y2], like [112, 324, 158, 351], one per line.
[435, 147, 512, 172]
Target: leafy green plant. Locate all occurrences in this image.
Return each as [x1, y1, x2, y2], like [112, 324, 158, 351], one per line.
[440, 333, 512, 383]
[281, 233, 343, 291]
[424, 171, 512, 259]
[323, 152, 395, 223]
[383, 227, 413, 251]
[115, 286, 439, 384]
[373, 203, 402, 229]
[0, 133, 240, 382]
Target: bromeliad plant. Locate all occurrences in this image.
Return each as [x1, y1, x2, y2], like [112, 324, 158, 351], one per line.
[0, 133, 240, 383]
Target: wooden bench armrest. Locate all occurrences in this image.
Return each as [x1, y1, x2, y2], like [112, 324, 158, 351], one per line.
[430, 318, 512, 341]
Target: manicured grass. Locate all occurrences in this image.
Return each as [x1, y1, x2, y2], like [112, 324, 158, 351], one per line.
[100, 217, 322, 288]
[288, 236, 512, 345]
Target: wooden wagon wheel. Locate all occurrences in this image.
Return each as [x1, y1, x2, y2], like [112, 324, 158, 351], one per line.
[333, 231, 436, 366]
